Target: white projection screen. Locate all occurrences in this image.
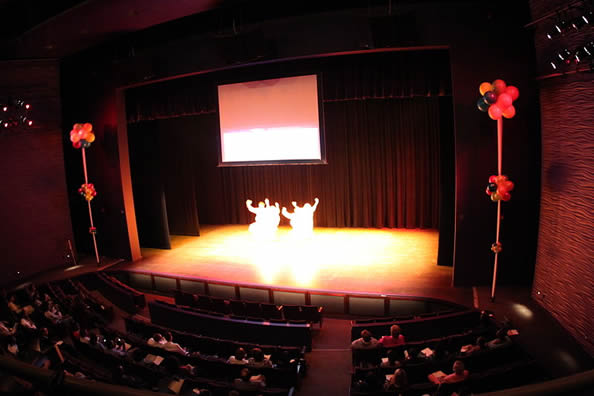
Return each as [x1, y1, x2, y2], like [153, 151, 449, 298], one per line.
[217, 74, 324, 165]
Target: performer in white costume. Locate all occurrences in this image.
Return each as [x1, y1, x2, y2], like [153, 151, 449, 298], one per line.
[246, 198, 280, 237]
[282, 198, 319, 236]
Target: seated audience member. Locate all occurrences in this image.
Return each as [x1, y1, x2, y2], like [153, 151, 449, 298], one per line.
[248, 347, 273, 368]
[379, 325, 406, 347]
[384, 368, 408, 393]
[19, 313, 37, 331]
[43, 303, 66, 326]
[147, 333, 167, 347]
[354, 370, 381, 392]
[163, 331, 188, 355]
[351, 329, 379, 349]
[487, 328, 512, 349]
[38, 327, 54, 352]
[233, 367, 266, 391]
[227, 347, 249, 364]
[0, 321, 17, 337]
[79, 328, 91, 344]
[461, 336, 488, 355]
[6, 336, 19, 356]
[106, 339, 126, 357]
[430, 360, 469, 384]
[8, 295, 34, 316]
[381, 348, 403, 367]
[89, 334, 107, 351]
[274, 350, 292, 369]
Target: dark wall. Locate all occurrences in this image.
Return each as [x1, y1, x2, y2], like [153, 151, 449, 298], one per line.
[529, 0, 594, 357]
[61, 69, 132, 260]
[0, 60, 74, 283]
[61, 1, 540, 286]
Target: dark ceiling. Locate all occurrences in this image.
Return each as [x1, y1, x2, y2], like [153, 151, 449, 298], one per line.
[0, 0, 485, 60]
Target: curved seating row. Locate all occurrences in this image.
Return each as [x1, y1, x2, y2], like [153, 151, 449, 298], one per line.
[149, 300, 312, 350]
[175, 290, 323, 326]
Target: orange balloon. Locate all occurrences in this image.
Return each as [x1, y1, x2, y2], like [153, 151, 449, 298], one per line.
[87, 133, 95, 143]
[479, 82, 493, 96]
[83, 123, 93, 133]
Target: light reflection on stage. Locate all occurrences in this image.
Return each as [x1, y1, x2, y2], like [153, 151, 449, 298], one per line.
[131, 225, 446, 295]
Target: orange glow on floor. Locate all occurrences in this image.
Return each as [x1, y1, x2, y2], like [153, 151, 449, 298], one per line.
[125, 225, 451, 296]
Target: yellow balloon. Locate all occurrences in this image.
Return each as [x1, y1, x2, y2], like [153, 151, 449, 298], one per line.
[479, 82, 493, 96]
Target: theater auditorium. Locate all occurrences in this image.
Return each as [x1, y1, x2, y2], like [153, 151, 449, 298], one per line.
[0, 0, 592, 395]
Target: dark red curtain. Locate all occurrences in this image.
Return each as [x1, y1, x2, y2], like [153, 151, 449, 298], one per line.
[131, 97, 443, 230]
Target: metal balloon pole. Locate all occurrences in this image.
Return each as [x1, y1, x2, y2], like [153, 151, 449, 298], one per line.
[477, 80, 518, 303]
[491, 118, 503, 302]
[70, 123, 99, 266]
[81, 147, 100, 265]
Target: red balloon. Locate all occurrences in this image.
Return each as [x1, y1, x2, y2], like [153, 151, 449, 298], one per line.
[501, 192, 511, 201]
[497, 93, 513, 109]
[73, 141, 82, 149]
[488, 104, 503, 120]
[492, 79, 507, 95]
[505, 86, 519, 101]
[503, 105, 516, 119]
[489, 175, 498, 184]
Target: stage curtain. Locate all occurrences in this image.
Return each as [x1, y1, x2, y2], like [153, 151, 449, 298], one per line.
[126, 50, 451, 123]
[128, 122, 171, 249]
[129, 97, 443, 230]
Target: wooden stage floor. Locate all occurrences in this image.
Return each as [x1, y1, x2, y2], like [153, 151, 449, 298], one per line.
[118, 225, 462, 300]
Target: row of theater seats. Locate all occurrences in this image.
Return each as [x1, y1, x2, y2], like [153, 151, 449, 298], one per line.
[352, 310, 456, 324]
[350, 310, 483, 342]
[149, 300, 313, 350]
[349, 310, 546, 395]
[174, 290, 323, 326]
[124, 317, 305, 362]
[80, 273, 146, 314]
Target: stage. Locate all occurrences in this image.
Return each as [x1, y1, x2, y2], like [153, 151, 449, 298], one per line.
[116, 225, 462, 300]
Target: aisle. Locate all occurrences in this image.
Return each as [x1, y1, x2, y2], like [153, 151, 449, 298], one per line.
[300, 318, 353, 395]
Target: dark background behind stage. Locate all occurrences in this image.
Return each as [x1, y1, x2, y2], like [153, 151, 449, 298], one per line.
[126, 51, 452, 250]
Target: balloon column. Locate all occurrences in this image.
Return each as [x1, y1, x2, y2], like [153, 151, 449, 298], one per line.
[70, 123, 100, 265]
[477, 79, 519, 302]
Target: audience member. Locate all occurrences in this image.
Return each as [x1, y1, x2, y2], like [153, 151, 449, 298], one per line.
[227, 347, 249, 364]
[0, 321, 17, 337]
[19, 313, 37, 331]
[351, 330, 379, 349]
[233, 367, 266, 391]
[163, 331, 188, 355]
[437, 360, 469, 384]
[487, 329, 512, 349]
[147, 333, 167, 347]
[6, 336, 19, 356]
[461, 336, 488, 355]
[379, 325, 406, 347]
[8, 295, 34, 316]
[381, 348, 403, 367]
[354, 370, 381, 392]
[248, 347, 273, 368]
[384, 368, 408, 393]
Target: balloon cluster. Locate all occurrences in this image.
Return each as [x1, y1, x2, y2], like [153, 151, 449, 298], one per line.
[491, 242, 502, 254]
[486, 175, 515, 202]
[477, 80, 520, 120]
[78, 183, 97, 201]
[69, 123, 95, 149]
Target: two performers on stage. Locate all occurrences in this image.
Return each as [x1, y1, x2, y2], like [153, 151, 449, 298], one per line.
[246, 198, 319, 237]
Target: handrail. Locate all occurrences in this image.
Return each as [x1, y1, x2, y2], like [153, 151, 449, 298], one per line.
[0, 355, 170, 396]
[477, 368, 594, 395]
